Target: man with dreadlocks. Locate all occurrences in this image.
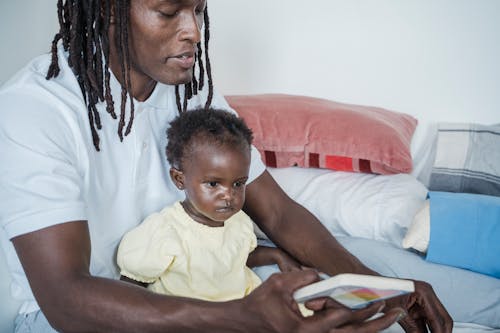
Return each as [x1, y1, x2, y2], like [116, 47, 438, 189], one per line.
[0, 1, 452, 332]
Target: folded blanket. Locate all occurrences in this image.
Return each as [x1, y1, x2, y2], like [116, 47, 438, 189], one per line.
[429, 123, 500, 197]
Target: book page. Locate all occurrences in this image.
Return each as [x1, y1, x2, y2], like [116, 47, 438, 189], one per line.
[330, 286, 411, 309]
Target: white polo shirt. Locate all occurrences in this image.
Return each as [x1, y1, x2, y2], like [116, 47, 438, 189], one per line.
[0, 46, 266, 314]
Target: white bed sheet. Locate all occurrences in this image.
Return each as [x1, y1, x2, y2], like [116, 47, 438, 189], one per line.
[383, 322, 498, 333]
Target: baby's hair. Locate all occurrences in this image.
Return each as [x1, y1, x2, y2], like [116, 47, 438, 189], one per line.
[166, 108, 253, 170]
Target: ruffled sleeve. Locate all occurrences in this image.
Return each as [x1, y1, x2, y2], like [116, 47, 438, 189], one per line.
[117, 212, 182, 283]
[248, 227, 257, 253]
[236, 211, 258, 253]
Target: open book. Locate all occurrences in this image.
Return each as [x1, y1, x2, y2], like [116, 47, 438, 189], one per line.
[293, 273, 415, 309]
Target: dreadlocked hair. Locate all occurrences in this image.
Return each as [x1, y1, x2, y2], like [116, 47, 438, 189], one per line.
[46, 0, 214, 151]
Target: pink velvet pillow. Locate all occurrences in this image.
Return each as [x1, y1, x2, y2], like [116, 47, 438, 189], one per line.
[226, 94, 417, 175]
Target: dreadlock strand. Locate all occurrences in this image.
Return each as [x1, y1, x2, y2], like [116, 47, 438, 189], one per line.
[84, 0, 99, 93]
[102, 0, 116, 119]
[56, 0, 64, 37]
[191, 66, 198, 96]
[196, 42, 205, 91]
[93, 0, 105, 101]
[88, 104, 101, 151]
[61, 1, 70, 49]
[123, 1, 136, 137]
[175, 85, 182, 112]
[115, 0, 127, 141]
[185, 82, 193, 100]
[67, 1, 79, 71]
[46, 33, 62, 79]
[81, 0, 102, 130]
[203, 6, 213, 109]
[46, 0, 66, 80]
[182, 88, 188, 113]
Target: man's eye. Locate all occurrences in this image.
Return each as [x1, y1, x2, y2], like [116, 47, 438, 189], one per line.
[159, 10, 178, 18]
[196, 2, 206, 15]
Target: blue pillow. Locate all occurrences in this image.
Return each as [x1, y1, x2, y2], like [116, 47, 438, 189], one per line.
[426, 191, 500, 278]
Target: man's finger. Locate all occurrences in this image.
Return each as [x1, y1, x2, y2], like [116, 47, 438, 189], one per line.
[311, 301, 387, 330]
[398, 313, 426, 333]
[413, 281, 453, 333]
[334, 307, 407, 333]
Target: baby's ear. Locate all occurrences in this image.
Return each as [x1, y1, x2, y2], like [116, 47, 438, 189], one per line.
[170, 167, 185, 190]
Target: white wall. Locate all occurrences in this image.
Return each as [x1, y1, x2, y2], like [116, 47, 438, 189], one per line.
[1, 1, 498, 124]
[0, 1, 58, 85]
[208, 0, 500, 124]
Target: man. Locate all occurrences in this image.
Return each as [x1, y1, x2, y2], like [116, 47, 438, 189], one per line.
[0, 1, 451, 332]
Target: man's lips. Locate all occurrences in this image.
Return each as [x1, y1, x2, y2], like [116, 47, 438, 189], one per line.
[168, 51, 196, 69]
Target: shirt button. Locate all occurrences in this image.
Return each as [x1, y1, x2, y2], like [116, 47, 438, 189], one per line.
[142, 142, 148, 149]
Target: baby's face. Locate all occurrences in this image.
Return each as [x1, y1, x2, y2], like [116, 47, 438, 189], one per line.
[180, 143, 250, 227]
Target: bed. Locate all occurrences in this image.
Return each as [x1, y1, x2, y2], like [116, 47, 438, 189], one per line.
[228, 94, 500, 332]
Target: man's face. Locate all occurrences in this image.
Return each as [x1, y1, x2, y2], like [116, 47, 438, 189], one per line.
[119, 0, 206, 97]
[178, 142, 250, 227]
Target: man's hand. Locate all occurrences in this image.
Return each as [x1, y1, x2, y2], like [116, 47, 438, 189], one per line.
[388, 280, 453, 333]
[238, 270, 405, 333]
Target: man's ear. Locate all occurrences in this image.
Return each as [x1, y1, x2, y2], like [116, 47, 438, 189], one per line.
[170, 167, 185, 190]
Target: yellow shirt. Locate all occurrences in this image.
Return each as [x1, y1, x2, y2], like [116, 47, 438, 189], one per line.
[117, 202, 262, 301]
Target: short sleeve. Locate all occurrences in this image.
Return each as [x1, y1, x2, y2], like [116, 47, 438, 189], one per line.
[117, 213, 182, 283]
[234, 211, 258, 253]
[0, 89, 86, 238]
[248, 229, 257, 253]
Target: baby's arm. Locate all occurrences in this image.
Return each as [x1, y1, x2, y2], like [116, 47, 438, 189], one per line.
[246, 246, 302, 273]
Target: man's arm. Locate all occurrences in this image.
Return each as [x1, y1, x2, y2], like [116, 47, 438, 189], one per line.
[244, 170, 453, 333]
[12, 221, 242, 333]
[244, 171, 375, 276]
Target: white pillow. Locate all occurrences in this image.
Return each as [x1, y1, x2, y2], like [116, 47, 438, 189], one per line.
[266, 167, 428, 247]
[402, 199, 430, 253]
[410, 120, 438, 187]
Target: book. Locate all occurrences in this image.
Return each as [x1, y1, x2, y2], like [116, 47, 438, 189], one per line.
[293, 273, 415, 310]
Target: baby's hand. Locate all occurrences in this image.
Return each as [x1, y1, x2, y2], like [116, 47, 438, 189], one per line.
[273, 249, 302, 273]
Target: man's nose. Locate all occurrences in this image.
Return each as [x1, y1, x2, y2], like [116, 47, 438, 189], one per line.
[178, 11, 202, 44]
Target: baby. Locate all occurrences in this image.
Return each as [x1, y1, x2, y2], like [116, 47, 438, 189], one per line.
[117, 108, 302, 301]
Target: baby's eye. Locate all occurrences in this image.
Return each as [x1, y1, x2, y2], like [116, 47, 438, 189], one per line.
[208, 181, 218, 187]
[234, 181, 245, 188]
